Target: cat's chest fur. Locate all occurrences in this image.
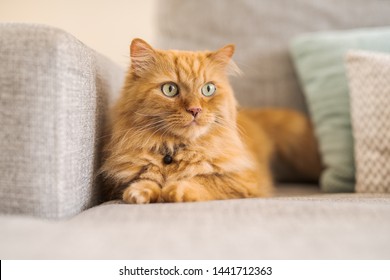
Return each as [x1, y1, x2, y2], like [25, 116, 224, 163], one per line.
[137, 143, 216, 184]
[130, 132, 255, 187]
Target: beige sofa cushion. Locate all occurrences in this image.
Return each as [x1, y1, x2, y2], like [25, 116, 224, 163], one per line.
[346, 50, 390, 193]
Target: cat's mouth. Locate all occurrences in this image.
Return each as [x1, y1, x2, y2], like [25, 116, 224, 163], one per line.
[181, 114, 215, 130]
[165, 117, 211, 140]
[168, 114, 214, 139]
[184, 119, 198, 127]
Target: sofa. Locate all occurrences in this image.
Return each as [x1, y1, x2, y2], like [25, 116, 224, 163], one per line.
[1, 0, 390, 259]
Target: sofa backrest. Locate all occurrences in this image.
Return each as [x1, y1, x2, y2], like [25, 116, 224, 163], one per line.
[156, 0, 390, 113]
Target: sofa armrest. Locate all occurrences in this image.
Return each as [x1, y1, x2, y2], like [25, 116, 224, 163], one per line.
[0, 23, 124, 218]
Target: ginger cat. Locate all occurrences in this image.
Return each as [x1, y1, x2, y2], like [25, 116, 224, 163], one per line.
[101, 39, 322, 203]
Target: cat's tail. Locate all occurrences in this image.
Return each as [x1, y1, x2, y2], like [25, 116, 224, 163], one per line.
[239, 108, 323, 182]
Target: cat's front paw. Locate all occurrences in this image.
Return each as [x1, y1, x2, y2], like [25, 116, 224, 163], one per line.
[162, 181, 212, 203]
[122, 180, 161, 204]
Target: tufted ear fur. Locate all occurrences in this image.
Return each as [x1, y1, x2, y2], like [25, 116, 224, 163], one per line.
[213, 44, 235, 61]
[130, 38, 157, 74]
[211, 44, 241, 76]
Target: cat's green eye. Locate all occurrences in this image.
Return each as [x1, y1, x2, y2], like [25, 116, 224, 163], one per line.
[161, 82, 179, 97]
[201, 82, 216, 97]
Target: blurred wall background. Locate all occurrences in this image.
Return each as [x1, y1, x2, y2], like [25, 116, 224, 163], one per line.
[0, 0, 157, 68]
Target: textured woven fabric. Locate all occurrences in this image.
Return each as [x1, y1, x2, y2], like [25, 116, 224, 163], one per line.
[156, 0, 390, 112]
[0, 23, 124, 218]
[346, 51, 390, 193]
[1, 188, 390, 259]
[290, 27, 390, 193]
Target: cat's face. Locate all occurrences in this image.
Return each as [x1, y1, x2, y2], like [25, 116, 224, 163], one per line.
[123, 39, 238, 140]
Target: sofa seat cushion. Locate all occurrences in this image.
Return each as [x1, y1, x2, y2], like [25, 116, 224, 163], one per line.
[1, 187, 389, 259]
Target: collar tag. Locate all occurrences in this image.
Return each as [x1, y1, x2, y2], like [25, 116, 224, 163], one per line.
[163, 154, 173, 165]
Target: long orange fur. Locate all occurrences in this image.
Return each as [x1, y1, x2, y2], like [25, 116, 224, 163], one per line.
[101, 39, 322, 203]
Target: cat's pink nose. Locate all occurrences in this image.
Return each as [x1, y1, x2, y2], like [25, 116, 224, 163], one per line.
[187, 107, 202, 118]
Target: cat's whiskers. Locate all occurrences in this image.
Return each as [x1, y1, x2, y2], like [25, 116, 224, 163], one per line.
[141, 121, 177, 149]
[214, 116, 236, 131]
[98, 127, 133, 141]
[97, 111, 164, 143]
[130, 123, 164, 142]
[133, 111, 167, 118]
[213, 116, 249, 141]
[214, 115, 246, 135]
[133, 118, 166, 131]
[117, 118, 168, 150]
[159, 124, 174, 143]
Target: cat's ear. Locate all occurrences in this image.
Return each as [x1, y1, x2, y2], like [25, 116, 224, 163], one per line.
[212, 44, 241, 76]
[213, 44, 235, 62]
[130, 38, 156, 73]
